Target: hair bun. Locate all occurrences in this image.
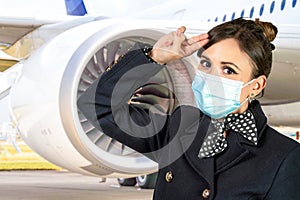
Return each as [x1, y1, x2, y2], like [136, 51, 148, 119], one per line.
[270, 43, 275, 50]
[255, 18, 278, 42]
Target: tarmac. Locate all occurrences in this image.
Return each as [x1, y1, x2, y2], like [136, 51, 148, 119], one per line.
[0, 170, 154, 200]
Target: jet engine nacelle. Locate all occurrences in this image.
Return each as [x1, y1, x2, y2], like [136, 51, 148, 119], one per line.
[9, 19, 202, 177]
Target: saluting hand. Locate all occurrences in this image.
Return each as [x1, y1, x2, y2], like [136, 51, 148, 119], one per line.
[149, 26, 209, 64]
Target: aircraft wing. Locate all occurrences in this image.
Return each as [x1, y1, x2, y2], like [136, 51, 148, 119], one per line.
[0, 16, 63, 46]
[0, 22, 38, 47]
[0, 20, 36, 72]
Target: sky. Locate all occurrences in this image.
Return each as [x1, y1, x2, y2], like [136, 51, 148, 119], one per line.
[0, 0, 67, 17]
[0, 0, 170, 18]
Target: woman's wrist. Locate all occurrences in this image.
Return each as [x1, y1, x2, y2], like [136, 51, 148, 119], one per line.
[142, 47, 165, 65]
[147, 49, 166, 65]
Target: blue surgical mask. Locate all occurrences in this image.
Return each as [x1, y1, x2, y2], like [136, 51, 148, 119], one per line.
[191, 70, 255, 119]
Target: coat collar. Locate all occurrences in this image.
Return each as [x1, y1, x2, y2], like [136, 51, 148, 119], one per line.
[178, 101, 267, 192]
[178, 101, 267, 185]
[214, 100, 267, 174]
[179, 114, 252, 199]
[236, 100, 268, 146]
[214, 132, 252, 174]
[179, 117, 251, 174]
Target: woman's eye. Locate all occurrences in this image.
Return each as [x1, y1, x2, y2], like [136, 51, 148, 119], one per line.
[223, 67, 237, 75]
[200, 60, 211, 68]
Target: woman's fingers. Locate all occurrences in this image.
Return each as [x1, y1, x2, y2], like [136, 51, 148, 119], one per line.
[187, 38, 209, 53]
[172, 28, 210, 58]
[187, 33, 209, 45]
[188, 37, 210, 50]
[184, 33, 209, 54]
[177, 26, 186, 34]
[173, 29, 187, 52]
[151, 27, 210, 63]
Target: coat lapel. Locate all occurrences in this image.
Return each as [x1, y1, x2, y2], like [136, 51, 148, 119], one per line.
[179, 115, 215, 189]
[176, 100, 267, 200]
[177, 102, 268, 192]
[215, 132, 252, 174]
[215, 100, 266, 174]
[179, 113, 253, 184]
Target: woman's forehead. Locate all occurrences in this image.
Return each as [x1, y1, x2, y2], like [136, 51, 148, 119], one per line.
[201, 39, 253, 67]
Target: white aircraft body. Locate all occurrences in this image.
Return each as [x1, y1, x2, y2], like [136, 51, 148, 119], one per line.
[0, 0, 299, 183]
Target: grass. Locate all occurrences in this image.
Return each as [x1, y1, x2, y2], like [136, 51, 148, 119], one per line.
[0, 162, 61, 170]
[0, 141, 61, 170]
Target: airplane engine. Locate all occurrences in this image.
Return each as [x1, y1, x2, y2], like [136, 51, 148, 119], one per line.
[9, 19, 198, 177]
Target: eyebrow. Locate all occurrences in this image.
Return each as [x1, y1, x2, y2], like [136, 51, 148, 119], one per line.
[221, 61, 240, 70]
[200, 55, 240, 70]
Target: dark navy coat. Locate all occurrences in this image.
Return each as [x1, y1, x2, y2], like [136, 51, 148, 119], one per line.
[77, 44, 300, 200]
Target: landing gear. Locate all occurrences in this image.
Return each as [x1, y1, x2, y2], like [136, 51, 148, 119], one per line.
[117, 177, 137, 186]
[117, 172, 158, 189]
[136, 172, 158, 189]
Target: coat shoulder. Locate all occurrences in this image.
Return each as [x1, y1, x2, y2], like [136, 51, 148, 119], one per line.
[264, 125, 299, 150]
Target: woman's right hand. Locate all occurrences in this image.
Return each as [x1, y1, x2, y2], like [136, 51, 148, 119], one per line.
[149, 26, 209, 64]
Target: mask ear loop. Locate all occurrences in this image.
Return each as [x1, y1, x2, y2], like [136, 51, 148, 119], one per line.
[242, 78, 257, 88]
[242, 79, 257, 103]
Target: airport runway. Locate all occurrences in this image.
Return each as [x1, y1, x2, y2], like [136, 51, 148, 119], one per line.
[0, 170, 154, 200]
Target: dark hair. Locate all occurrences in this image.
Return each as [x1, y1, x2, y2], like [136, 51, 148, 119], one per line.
[198, 18, 278, 79]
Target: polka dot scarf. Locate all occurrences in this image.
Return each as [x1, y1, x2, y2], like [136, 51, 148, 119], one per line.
[198, 110, 258, 158]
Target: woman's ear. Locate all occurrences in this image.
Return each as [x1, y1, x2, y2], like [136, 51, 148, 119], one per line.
[252, 75, 267, 96]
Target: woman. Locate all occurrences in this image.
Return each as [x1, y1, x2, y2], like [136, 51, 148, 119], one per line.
[78, 18, 300, 199]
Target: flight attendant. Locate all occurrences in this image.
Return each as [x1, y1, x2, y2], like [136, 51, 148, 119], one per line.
[78, 18, 300, 199]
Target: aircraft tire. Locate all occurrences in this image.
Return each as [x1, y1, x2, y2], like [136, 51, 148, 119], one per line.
[136, 172, 158, 189]
[117, 177, 137, 186]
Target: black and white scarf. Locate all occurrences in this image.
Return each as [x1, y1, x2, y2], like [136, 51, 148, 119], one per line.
[199, 110, 258, 158]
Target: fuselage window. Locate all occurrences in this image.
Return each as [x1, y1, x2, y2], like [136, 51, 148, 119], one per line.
[218, 0, 291, 24]
[281, 0, 286, 10]
[241, 9, 245, 17]
[270, 1, 275, 13]
[231, 12, 236, 20]
[250, 7, 255, 18]
[260, 4, 265, 16]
